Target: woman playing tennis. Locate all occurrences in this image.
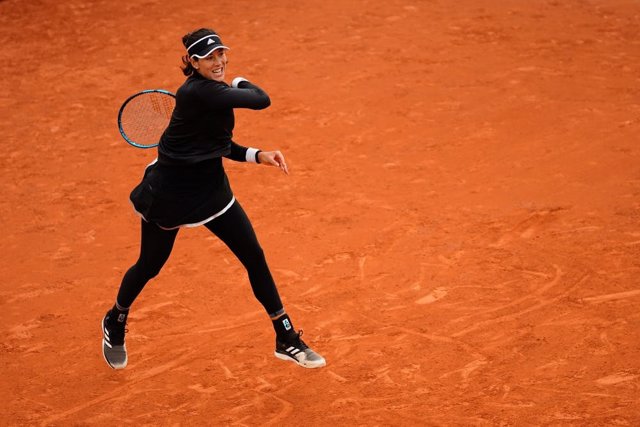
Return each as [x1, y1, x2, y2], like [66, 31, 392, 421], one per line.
[102, 28, 326, 370]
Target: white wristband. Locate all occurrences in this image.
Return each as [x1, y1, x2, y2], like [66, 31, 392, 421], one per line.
[232, 77, 249, 88]
[246, 147, 260, 163]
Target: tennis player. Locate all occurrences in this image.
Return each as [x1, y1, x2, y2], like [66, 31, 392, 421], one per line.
[101, 28, 326, 370]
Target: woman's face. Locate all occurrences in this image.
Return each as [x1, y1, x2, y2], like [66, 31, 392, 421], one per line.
[192, 49, 228, 82]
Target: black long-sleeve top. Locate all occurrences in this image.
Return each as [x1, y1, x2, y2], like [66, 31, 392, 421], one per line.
[158, 73, 270, 164]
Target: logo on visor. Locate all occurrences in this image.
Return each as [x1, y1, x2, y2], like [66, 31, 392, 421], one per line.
[207, 39, 216, 45]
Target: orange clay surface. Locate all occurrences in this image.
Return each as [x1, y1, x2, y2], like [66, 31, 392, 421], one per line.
[1, 0, 639, 425]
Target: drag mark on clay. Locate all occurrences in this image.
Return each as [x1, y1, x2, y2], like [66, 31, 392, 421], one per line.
[582, 289, 640, 304]
[6, 287, 56, 304]
[365, 366, 398, 386]
[273, 268, 302, 279]
[327, 370, 348, 383]
[215, 359, 236, 379]
[407, 264, 426, 291]
[489, 209, 564, 248]
[163, 311, 263, 337]
[131, 301, 174, 320]
[416, 287, 448, 304]
[451, 273, 587, 338]
[447, 266, 561, 326]
[41, 351, 196, 425]
[535, 359, 568, 372]
[188, 383, 218, 394]
[253, 389, 293, 427]
[300, 284, 322, 296]
[357, 312, 487, 362]
[358, 256, 367, 282]
[329, 396, 400, 412]
[439, 358, 488, 386]
[595, 373, 639, 386]
[254, 376, 276, 392]
[396, 326, 486, 361]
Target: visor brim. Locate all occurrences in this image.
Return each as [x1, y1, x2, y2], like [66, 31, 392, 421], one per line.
[190, 45, 229, 59]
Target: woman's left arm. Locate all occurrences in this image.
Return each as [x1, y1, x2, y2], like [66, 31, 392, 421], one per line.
[225, 141, 260, 163]
[224, 142, 288, 175]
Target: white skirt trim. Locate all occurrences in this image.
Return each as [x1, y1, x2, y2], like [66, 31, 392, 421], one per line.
[131, 196, 236, 230]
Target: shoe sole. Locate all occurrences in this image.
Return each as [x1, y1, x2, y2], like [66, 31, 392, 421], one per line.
[101, 317, 127, 370]
[274, 351, 326, 369]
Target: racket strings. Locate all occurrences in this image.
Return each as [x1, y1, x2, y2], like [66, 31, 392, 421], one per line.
[120, 92, 174, 147]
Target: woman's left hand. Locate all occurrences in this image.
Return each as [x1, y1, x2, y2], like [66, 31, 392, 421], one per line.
[258, 150, 289, 175]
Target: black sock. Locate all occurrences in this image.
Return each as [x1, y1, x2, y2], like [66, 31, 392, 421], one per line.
[110, 304, 129, 324]
[272, 313, 296, 341]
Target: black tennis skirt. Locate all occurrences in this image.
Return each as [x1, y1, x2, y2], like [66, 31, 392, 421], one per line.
[129, 157, 235, 230]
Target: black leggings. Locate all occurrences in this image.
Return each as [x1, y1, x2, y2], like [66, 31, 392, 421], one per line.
[116, 201, 283, 315]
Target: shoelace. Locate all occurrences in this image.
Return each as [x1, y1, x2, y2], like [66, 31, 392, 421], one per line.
[292, 330, 309, 351]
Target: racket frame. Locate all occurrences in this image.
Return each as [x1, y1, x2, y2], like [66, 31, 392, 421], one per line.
[117, 89, 176, 149]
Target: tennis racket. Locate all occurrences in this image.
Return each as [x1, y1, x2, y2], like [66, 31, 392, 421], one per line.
[117, 89, 175, 148]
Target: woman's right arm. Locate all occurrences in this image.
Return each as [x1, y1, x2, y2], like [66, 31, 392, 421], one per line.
[199, 78, 271, 110]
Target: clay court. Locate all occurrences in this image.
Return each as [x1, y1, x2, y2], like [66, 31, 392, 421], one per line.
[1, 0, 639, 425]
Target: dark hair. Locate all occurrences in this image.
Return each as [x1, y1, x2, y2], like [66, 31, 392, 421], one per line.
[180, 28, 217, 76]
